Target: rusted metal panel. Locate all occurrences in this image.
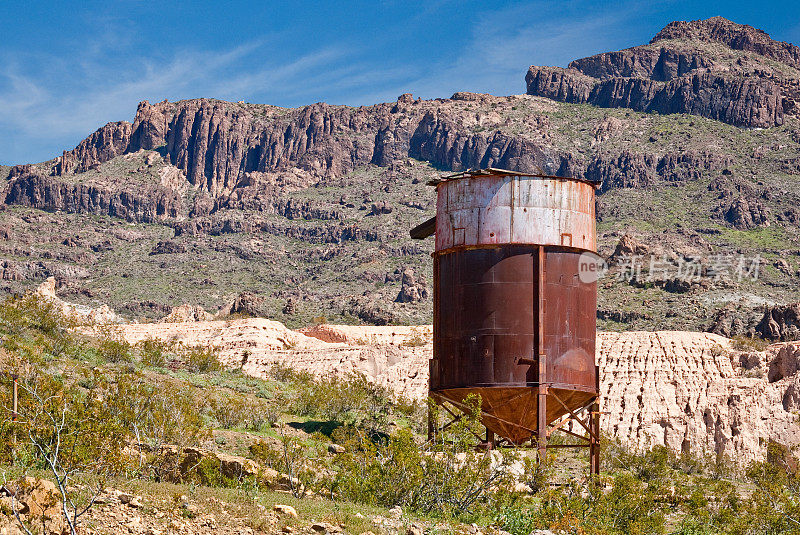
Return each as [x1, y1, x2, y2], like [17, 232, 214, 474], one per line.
[435, 175, 596, 252]
[431, 246, 596, 391]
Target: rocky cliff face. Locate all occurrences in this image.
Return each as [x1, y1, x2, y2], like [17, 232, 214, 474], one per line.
[651, 17, 800, 67]
[33, 95, 569, 208]
[9, 93, 737, 222]
[597, 331, 800, 464]
[526, 17, 798, 127]
[1, 172, 181, 223]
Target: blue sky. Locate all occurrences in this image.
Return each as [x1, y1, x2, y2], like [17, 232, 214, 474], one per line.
[1, 0, 799, 165]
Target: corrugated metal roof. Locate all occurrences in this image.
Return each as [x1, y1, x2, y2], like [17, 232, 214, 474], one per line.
[427, 167, 600, 188]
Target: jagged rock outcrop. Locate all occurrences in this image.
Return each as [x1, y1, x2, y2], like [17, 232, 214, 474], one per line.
[395, 268, 429, 303]
[218, 292, 267, 317]
[407, 111, 555, 173]
[708, 303, 763, 338]
[160, 305, 213, 323]
[2, 88, 737, 228]
[757, 303, 800, 341]
[609, 233, 649, 263]
[35, 277, 122, 324]
[709, 302, 800, 341]
[57, 121, 133, 175]
[150, 240, 186, 255]
[1, 172, 181, 223]
[526, 17, 795, 127]
[719, 196, 770, 229]
[43, 94, 568, 196]
[585, 150, 729, 192]
[652, 17, 800, 67]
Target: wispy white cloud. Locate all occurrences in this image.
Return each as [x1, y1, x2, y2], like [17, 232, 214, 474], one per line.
[364, 0, 655, 101]
[0, 37, 381, 163]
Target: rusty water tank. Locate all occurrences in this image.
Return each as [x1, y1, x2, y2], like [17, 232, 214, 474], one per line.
[412, 168, 599, 445]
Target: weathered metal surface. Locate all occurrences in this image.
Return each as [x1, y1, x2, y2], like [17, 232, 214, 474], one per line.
[426, 169, 599, 446]
[430, 248, 597, 376]
[434, 174, 596, 252]
[410, 216, 437, 240]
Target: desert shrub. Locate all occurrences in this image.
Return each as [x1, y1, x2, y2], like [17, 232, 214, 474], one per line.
[401, 328, 428, 347]
[249, 439, 282, 469]
[246, 399, 281, 431]
[267, 362, 312, 383]
[187, 346, 222, 373]
[97, 334, 133, 363]
[137, 337, 169, 367]
[332, 427, 424, 507]
[277, 431, 327, 498]
[521, 451, 552, 494]
[208, 394, 280, 431]
[180, 456, 236, 487]
[105, 372, 208, 449]
[0, 369, 134, 475]
[737, 441, 800, 533]
[0, 294, 80, 362]
[731, 335, 771, 352]
[497, 473, 665, 535]
[392, 396, 428, 434]
[251, 432, 328, 498]
[208, 395, 247, 429]
[290, 373, 393, 435]
[331, 396, 516, 518]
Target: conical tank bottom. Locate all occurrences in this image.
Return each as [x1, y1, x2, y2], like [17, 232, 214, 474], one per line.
[434, 387, 596, 445]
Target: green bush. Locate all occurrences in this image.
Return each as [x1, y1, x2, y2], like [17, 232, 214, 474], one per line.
[289, 373, 393, 435]
[497, 474, 665, 535]
[98, 335, 133, 363]
[330, 396, 516, 519]
[187, 346, 222, 373]
[208, 394, 280, 431]
[137, 337, 169, 367]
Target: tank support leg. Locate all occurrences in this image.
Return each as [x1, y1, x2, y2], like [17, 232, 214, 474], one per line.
[537, 384, 548, 463]
[427, 402, 434, 442]
[590, 365, 601, 476]
[590, 400, 600, 475]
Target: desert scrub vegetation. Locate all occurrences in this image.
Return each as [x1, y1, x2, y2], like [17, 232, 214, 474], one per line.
[329, 397, 518, 518]
[5, 295, 800, 532]
[731, 334, 773, 352]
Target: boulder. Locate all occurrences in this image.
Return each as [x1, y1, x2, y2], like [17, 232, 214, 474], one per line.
[395, 269, 429, 303]
[160, 304, 212, 323]
[273, 504, 298, 518]
[0, 477, 66, 535]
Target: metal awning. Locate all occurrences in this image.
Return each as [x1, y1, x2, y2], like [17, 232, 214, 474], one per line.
[409, 216, 436, 239]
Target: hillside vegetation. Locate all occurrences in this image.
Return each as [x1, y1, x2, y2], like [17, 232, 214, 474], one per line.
[0, 296, 799, 534]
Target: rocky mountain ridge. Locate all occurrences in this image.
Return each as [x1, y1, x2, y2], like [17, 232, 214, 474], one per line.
[2, 17, 800, 333]
[526, 16, 800, 128]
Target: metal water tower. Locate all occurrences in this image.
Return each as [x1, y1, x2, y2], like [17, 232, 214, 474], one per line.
[411, 168, 601, 473]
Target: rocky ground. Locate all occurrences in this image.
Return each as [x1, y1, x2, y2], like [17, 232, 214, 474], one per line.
[0, 474, 452, 535]
[2, 18, 800, 336]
